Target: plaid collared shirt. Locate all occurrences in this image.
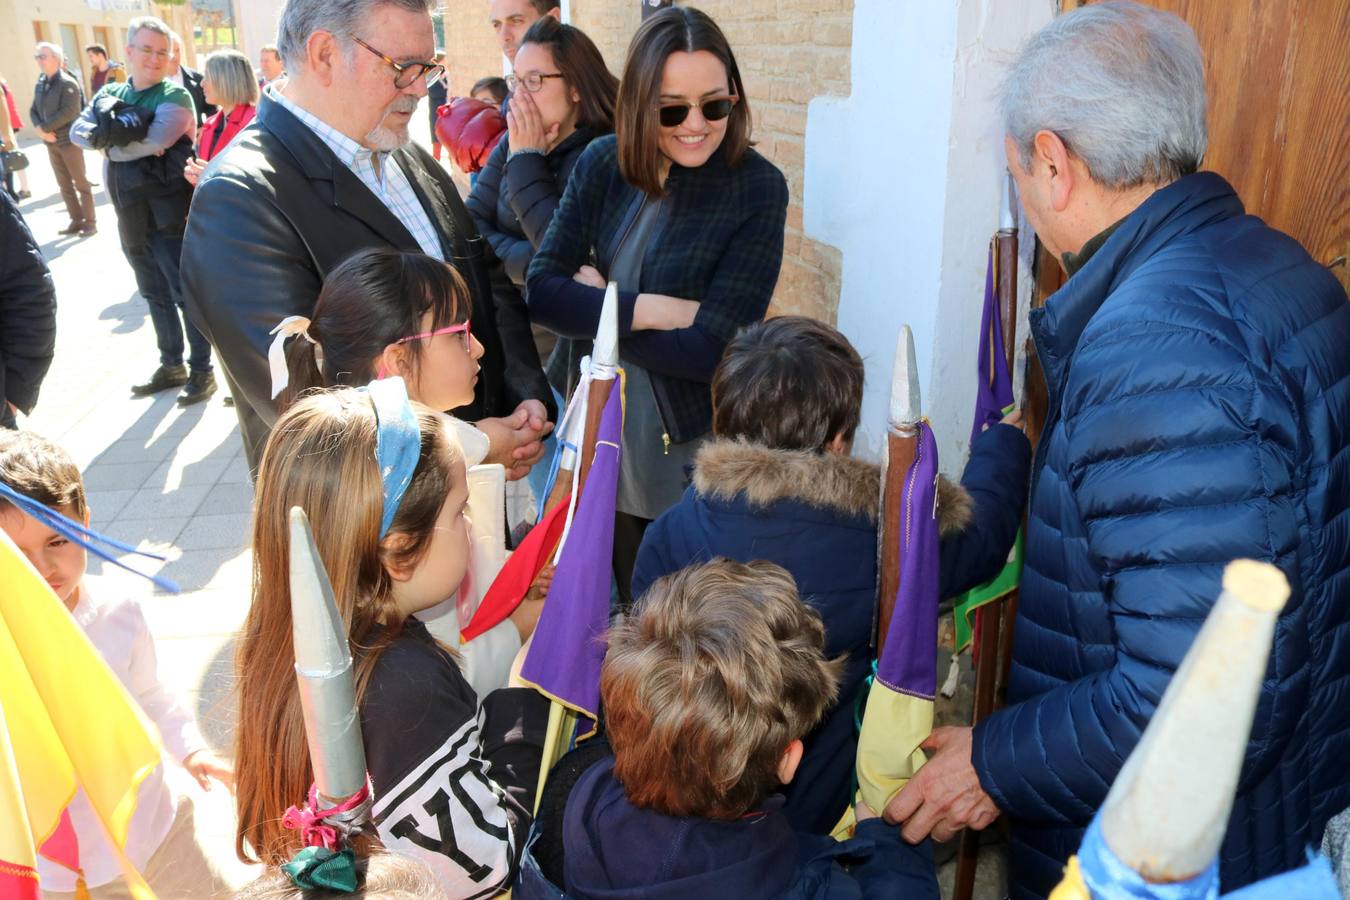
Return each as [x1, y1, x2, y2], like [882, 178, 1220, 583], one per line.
[268, 87, 444, 260]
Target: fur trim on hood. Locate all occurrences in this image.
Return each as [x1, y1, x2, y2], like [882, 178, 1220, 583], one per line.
[692, 439, 972, 535]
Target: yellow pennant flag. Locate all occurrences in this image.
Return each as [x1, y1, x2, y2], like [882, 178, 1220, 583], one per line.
[0, 528, 163, 898]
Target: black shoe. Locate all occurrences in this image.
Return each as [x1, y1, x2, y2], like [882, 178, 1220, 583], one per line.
[222, 394, 235, 407]
[131, 364, 188, 396]
[79, 223, 97, 237]
[177, 371, 217, 407]
[17, 190, 30, 200]
[57, 222, 83, 236]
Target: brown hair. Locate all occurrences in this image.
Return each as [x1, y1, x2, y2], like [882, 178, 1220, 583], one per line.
[281, 249, 471, 412]
[234, 850, 448, 899]
[614, 6, 752, 196]
[233, 389, 461, 865]
[603, 559, 842, 819]
[518, 16, 618, 132]
[712, 316, 865, 451]
[470, 75, 509, 105]
[0, 431, 88, 523]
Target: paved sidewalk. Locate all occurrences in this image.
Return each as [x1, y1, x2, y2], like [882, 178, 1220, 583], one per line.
[17, 138, 256, 890]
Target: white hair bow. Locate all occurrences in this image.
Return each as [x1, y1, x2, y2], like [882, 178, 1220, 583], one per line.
[268, 315, 317, 399]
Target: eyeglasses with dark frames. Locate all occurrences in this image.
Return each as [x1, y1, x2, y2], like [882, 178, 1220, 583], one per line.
[656, 95, 738, 129]
[351, 36, 445, 89]
[506, 71, 565, 94]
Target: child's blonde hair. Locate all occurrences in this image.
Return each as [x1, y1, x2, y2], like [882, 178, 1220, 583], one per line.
[234, 850, 448, 899]
[602, 559, 844, 819]
[234, 388, 463, 866]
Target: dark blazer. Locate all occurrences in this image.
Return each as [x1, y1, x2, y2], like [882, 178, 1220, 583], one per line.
[177, 65, 215, 127]
[0, 192, 56, 422]
[971, 173, 1350, 898]
[181, 93, 552, 468]
[526, 135, 788, 444]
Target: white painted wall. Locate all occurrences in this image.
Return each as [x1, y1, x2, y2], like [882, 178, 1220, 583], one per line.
[804, 0, 1053, 473]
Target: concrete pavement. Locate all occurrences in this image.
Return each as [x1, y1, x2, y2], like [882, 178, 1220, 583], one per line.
[14, 136, 257, 891]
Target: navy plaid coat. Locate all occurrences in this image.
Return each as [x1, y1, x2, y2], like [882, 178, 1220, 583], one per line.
[526, 134, 788, 444]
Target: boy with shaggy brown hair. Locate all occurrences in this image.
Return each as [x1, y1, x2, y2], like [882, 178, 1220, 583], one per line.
[515, 559, 940, 898]
[633, 316, 1031, 833]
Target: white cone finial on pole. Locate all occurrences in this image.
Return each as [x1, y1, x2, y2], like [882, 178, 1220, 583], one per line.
[889, 325, 922, 436]
[592, 282, 619, 379]
[289, 506, 368, 807]
[1099, 559, 1290, 882]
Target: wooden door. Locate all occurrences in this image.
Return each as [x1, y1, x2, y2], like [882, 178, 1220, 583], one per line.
[1049, 0, 1350, 290]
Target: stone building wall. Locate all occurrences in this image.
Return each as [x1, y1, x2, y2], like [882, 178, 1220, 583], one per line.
[439, 0, 854, 322]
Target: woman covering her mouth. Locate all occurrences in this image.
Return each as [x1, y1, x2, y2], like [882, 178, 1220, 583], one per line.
[524, 5, 788, 608]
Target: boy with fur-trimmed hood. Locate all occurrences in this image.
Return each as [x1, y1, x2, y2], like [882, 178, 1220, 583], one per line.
[633, 316, 1031, 834]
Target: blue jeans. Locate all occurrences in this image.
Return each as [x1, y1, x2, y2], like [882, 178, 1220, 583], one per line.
[124, 231, 212, 373]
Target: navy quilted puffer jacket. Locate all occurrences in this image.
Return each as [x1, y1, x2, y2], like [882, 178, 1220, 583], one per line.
[970, 173, 1350, 899]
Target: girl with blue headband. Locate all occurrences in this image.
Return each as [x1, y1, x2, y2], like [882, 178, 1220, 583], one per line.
[233, 382, 550, 895]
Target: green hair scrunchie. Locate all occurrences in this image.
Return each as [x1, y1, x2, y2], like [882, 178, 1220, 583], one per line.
[281, 846, 359, 893]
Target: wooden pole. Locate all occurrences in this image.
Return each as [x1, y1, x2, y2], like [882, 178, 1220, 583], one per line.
[875, 326, 921, 657]
[954, 178, 1021, 900]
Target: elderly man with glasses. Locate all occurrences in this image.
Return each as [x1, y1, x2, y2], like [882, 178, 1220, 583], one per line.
[181, 0, 555, 478]
[883, 3, 1350, 898]
[30, 42, 96, 237]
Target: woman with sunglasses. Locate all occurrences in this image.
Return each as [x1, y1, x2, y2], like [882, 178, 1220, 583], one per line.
[526, 6, 788, 605]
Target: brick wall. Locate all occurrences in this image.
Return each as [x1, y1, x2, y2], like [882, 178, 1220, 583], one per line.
[439, 0, 853, 322]
[441, 2, 508, 97]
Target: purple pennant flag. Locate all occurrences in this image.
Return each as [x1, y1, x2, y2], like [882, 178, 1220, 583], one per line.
[971, 247, 1014, 445]
[875, 421, 941, 699]
[519, 385, 623, 733]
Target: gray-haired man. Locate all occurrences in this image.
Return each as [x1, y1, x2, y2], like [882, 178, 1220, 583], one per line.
[30, 42, 96, 237]
[884, 2, 1350, 897]
[181, 0, 553, 474]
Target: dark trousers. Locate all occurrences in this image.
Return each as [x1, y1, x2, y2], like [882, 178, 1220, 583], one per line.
[123, 230, 213, 374]
[613, 511, 651, 611]
[46, 142, 96, 226]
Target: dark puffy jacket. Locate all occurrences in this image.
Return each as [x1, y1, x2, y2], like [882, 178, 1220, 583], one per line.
[467, 127, 605, 370]
[633, 423, 1031, 833]
[514, 754, 940, 900]
[84, 94, 152, 150]
[435, 97, 506, 174]
[971, 172, 1350, 898]
[468, 127, 601, 288]
[0, 192, 56, 421]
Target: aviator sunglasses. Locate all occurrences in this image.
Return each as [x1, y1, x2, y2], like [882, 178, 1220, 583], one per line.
[657, 95, 738, 128]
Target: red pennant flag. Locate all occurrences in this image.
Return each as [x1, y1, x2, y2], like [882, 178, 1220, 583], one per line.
[461, 494, 570, 642]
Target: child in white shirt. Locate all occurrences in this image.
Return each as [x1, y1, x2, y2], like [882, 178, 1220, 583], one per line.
[0, 430, 233, 897]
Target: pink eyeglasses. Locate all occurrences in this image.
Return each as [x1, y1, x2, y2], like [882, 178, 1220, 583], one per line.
[394, 320, 472, 349]
[377, 321, 473, 379]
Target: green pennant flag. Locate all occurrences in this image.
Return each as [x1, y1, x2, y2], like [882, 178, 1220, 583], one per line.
[953, 528, 1023, 652]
